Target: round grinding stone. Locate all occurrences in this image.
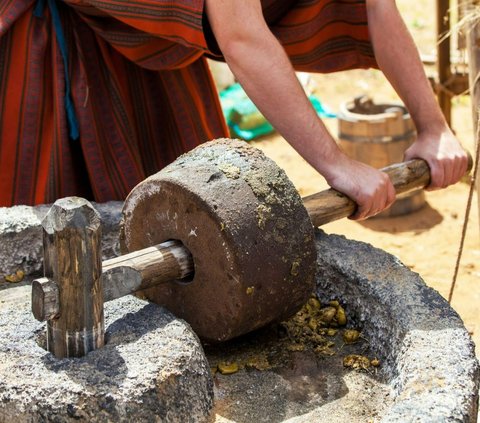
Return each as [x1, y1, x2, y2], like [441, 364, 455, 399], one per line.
[121, 139, 317, 342]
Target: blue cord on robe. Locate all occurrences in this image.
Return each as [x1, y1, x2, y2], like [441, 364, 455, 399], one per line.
[34, 0, 80, 140]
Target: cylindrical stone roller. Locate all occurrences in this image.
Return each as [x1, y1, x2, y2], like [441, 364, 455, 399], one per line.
[120, 139, 317, 343]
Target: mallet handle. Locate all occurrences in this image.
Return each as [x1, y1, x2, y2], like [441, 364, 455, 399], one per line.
[303, 156, 473, 227]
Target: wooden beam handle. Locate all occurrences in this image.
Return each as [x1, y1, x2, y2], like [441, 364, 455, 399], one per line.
[32, 154, 473, 324]
[304, 153, 473, 227]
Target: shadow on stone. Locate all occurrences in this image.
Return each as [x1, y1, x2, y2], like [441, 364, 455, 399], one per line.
[206, 317, 389, 423]
[35, 302, 179, 419]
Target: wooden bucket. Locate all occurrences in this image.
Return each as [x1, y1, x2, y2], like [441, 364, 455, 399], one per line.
[338, 96, 426, 218]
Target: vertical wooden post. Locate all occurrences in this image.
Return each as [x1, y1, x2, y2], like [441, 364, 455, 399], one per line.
[43, 197, 104, 358]
[463, 1, 480, 236]
[437, 0, 452, 126]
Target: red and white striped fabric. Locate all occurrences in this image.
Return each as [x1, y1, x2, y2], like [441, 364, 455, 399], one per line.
[0, 0, 376, 206]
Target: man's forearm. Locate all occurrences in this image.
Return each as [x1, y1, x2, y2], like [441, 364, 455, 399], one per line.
[366, 0, 468, 189]
[205, 0, 345, 180]
[205, 0, 396, 219]
[366, 0, 446, 134]
[218, 26, 342, 179]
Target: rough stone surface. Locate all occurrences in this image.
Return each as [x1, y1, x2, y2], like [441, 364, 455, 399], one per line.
[0, 201, 123, 276]
[1, 206, 479, 422]
[0, 286, 213, 422]
[315, 230, 480, 423]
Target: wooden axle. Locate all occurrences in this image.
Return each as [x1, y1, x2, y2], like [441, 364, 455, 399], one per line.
[33, 157, 470, 332]
[32, 240, 193, 322]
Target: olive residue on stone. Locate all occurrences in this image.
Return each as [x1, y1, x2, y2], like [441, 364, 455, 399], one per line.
[343, 354, 370, 370]
[290, 259, 301, 276]
[206, 293, 378, 375]
[256, 204, 272, 230]
[218, 163, 241, 179]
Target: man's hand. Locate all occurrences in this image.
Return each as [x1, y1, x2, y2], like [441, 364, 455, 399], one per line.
[367, 0, 469, 192]
[324, 153, 396, 220]
[404, 126, 469, 190]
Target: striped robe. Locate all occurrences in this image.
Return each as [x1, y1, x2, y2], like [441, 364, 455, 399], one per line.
[0, 0, 377, 206]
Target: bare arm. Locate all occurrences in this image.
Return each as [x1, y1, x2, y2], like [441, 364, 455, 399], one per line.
[366, 0, 469, 189]
[205, 0, 395, 219]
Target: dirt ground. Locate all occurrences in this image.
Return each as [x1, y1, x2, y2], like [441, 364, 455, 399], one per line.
[250, 0, 480, 355]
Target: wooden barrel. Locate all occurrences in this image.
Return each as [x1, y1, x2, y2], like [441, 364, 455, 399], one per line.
[338, 96, 426, 217]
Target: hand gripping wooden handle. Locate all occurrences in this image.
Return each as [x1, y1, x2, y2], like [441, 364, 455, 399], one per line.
[303, 153, 474, 227]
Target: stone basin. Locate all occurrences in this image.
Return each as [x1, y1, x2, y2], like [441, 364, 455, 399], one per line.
[0, 204, 478, 422]
[314, 231, 480, 422]
[208, 231, 480, 422]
